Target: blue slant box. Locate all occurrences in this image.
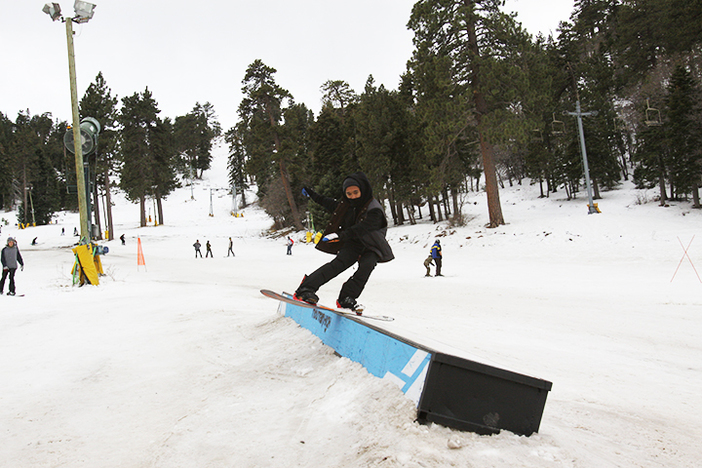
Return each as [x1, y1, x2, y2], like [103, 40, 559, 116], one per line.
[279, 298, 552, 436]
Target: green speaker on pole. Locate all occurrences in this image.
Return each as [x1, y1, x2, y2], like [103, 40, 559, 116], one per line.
[64, 117, 101, 156]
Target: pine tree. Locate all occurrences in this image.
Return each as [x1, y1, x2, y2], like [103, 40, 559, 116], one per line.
[665, 65, 702, 203]
[80, 72, 119, 239]
[118, 88, 163, 226]
[238, 59, 303, 230]
[408, 0, 534, 227]
[0, 112, 16, 210]
[10, 111, 60, 226]
[225, 122, 250, 209]
[174, 102, 221, 179]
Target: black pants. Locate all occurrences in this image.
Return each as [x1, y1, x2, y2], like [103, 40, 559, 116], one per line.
[0, 268, 17, 294]
[434, 257, 442, 276]
[300, 240, 378, 300]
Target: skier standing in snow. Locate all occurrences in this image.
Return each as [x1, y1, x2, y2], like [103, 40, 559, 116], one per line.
[294, 172, 394, 314]
[286, 236, 294, 255]
[1, 237, 24, 296]
[205, 240, 213, 258]
[227, 237, 235, 257]
[193, 240, 203, 258]
[431, 239, 443, 276]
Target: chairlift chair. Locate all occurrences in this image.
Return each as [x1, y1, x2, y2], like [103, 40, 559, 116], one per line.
[551, 113, 565, 135]
[645, 99, 662, 127]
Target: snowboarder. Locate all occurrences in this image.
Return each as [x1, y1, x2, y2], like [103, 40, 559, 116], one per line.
[286, 236, 294, 255]
[294, 172, 394, 314]
[193, 240, 203, 258]
[423, 255, 434, 277]
[61, 227, 65, 236]
[120, 234, 126, 245]
[1, 237, 24, 296]
[227, 237, 235, 257]
[431, 239, 443, 276]
[205, 240, 213, 258]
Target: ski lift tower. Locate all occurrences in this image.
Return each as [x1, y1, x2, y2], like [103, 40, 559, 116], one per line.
[567, 101, 600, 214]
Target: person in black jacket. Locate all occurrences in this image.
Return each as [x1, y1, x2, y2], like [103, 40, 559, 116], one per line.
[294, 172, 394, 314]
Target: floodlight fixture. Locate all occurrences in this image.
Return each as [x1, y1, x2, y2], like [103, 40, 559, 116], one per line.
[42, 3, 62, 21]
[73, 0, 96, 23]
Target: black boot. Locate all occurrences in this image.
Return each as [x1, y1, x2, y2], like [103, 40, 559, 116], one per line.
[336, 296, 362, 315]
[294, 289, 319, 305]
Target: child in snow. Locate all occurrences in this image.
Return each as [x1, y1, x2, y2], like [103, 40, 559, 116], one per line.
[294, 172, 394, 314]
[423, 255, 434, 277]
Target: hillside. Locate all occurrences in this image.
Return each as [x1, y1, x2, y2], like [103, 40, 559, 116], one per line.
[1, 145, 701, 467]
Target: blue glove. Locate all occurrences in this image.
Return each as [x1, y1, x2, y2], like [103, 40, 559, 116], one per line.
[302, 187, 310, 197]
[322, 233, 339, 243]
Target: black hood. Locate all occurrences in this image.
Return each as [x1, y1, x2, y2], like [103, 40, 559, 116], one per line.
[343, 172, 373, 207]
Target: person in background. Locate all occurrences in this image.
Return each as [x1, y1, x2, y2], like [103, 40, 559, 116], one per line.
[431, 239, 443, 277]
[205, 240, 213, 258]
[227, 237, 235, 257]
[120, 234, 126, 245]
[1, 237, 24, 296]
[286, 236, 294, 255]
[193, 239, 203, 258]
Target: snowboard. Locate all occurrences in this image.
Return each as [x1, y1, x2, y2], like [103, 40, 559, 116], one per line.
[260, 289, 394, 322]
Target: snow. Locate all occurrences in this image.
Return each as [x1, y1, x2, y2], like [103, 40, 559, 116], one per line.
[2, 146, 701, 467]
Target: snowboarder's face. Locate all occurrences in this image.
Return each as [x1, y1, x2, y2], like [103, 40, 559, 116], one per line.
[345, 186, 361, 200]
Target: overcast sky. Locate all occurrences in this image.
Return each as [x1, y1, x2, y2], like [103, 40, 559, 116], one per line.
[2, 0, 574, 131]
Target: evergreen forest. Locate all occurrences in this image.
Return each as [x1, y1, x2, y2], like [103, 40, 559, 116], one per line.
[2, 0, 701, 234]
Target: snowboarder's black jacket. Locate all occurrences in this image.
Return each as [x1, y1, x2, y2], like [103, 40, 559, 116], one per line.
[306, 172, 394, 263]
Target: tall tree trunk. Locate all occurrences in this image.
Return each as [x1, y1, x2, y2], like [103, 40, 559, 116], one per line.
[139, 195, 146, 227]
[452, 188, 459, 217]
[156, 195, 164, 225]
[22, 165, 28, 225]
[658, 156, 668, 206]
[692, 184, 700, 208]
[387, 184, 399, 225]
[104, 168, 114, 241]
[92, 159, 102, 240]
[428, 195, 436, 222]
[271, 130, 303, 230]
[465, 1, 504, 227]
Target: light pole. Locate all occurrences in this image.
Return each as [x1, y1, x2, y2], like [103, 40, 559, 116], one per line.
[43, 1, 97, 241]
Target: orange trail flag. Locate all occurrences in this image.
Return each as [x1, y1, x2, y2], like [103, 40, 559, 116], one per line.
[137, 237, 146, 270]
